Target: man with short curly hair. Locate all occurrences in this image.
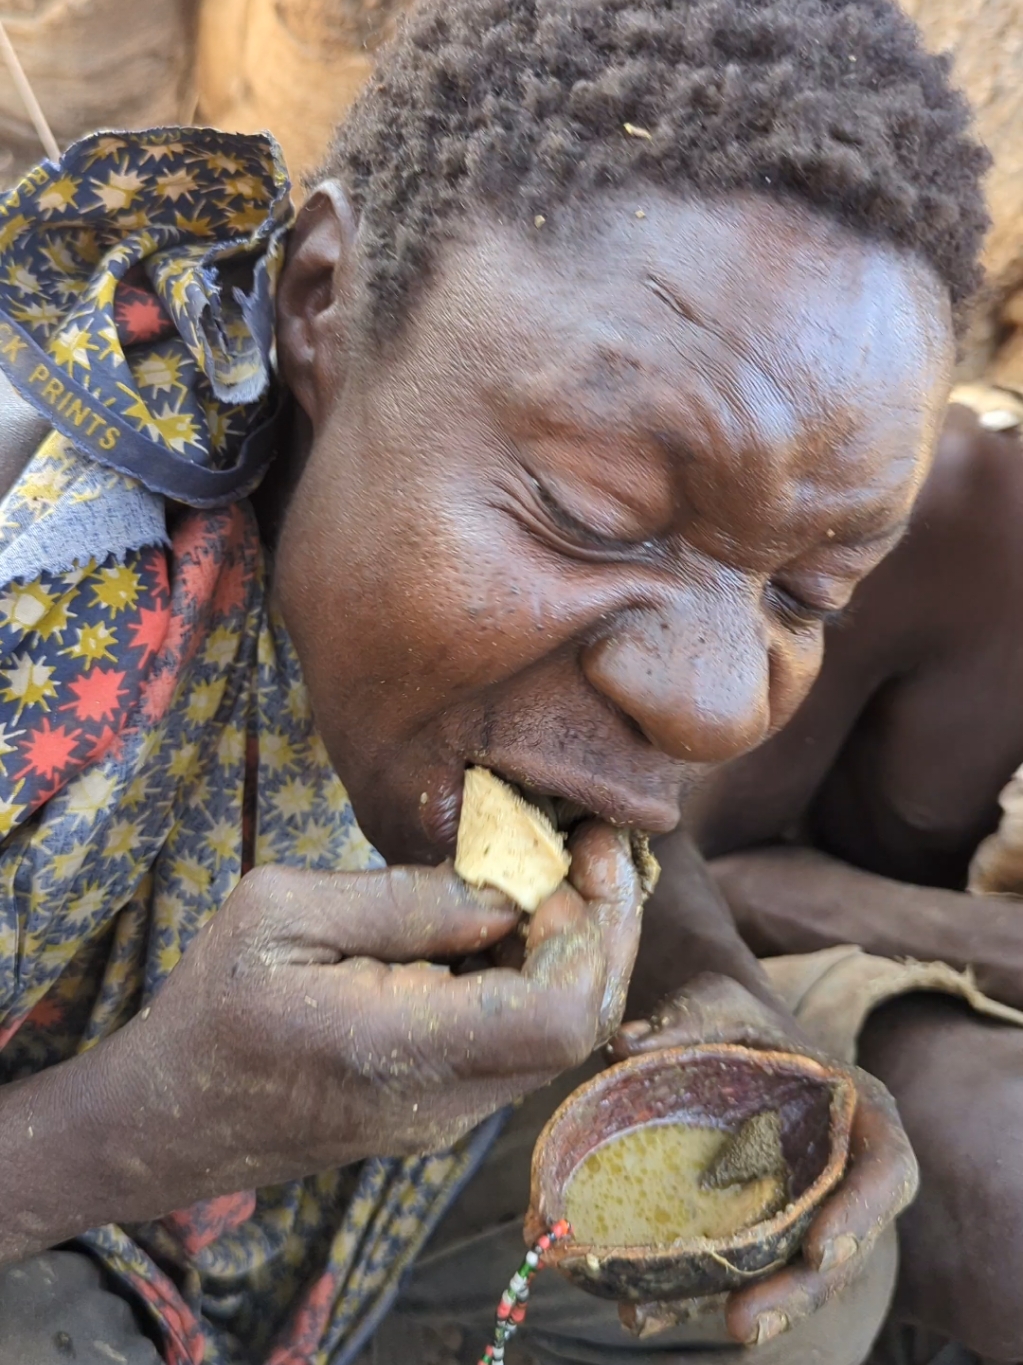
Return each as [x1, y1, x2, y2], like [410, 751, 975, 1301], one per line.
[328, 0, 987, 341]
[0, 0, 989, 1362]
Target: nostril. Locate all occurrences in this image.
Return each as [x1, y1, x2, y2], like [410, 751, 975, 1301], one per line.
[615, 702, 651, 745]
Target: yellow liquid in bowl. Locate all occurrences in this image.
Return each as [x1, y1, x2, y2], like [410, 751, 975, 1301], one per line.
[564, 1122, 786, 1248]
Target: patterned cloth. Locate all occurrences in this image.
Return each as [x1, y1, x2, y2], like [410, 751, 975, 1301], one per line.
[0, 131, 502, 1365]
[0, 127, 291, 507]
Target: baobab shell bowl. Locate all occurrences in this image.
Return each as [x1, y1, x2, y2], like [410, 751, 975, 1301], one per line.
[525, 1043, 855, 1302]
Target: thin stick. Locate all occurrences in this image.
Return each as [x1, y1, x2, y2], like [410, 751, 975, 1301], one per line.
[0, 17, 58, 163]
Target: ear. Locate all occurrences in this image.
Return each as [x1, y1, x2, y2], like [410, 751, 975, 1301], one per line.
[276, 181, 358, 426]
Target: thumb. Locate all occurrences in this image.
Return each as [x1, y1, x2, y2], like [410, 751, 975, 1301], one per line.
[608, 973, 797, 1060]
[222, 862, 519, 966]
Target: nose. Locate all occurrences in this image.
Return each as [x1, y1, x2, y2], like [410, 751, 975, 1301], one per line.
[581, 598, 771, 764]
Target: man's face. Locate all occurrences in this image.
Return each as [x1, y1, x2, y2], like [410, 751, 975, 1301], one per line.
[274, 188, 953, 865]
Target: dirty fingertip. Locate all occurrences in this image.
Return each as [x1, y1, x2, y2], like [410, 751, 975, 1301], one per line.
[746, 1310, 789, 1347]
[814, 1232, 859, 1274]
[463, 882, 517, 914]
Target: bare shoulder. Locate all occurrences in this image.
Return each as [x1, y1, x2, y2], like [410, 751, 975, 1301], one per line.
[908, 402, 1023, 591]
[812, 403, 1023, 883]
[695, 404, 1023, 872]
[0, 367, 49, 504]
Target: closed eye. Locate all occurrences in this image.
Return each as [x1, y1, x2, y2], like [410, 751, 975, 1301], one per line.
[528, 475, 659, 558]
[766, 581, 847, 631]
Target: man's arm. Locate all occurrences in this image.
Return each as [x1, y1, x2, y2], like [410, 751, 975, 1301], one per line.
[627, 830, 797, 1023]
[0, 843, 636, 1267]
[709, 843, 1023, 1010]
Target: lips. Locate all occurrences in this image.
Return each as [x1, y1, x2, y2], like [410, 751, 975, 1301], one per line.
[477, 760, 683, 837]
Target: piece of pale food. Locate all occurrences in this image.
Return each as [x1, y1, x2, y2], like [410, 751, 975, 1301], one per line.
[454, 767, 571, 913]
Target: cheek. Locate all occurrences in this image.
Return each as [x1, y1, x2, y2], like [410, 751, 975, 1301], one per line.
[291, 493, 578, 729]
[767, 628, 825, 735]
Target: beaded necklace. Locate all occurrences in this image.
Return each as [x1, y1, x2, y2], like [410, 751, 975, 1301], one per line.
[478, 1220, 572, 1364]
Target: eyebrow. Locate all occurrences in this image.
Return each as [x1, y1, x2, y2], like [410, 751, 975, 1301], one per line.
[831, 514, 912, 550]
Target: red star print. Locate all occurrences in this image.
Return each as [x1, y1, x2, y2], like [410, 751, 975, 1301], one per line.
[128, 603, 169, 666]
[114, 284, 175, 346]
[60, 667, 127, 723]
[15, 718, 81, 781]
[142, 546, 171, 600]
[25, 994, 66, 1030]
[212, 558, 247, 619]
[174, 552, 217, 612]
[30, 771, 69, 808]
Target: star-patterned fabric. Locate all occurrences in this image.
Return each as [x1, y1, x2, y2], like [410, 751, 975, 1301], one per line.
[0, 131, 502, 1365]
[0, 127, 292, 506]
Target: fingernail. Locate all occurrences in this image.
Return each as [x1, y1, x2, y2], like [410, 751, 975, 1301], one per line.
[749, 1311, 788, 1347]
[619, 1019, 653, 1040]
[466, 885, 515, 913]
[818, 1233, 859, 1273]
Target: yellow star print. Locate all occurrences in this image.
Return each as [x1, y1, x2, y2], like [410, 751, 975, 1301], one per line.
[37, 176, 79, 216]
[186, 678, 227, 725]
[63, 620, 118, 668]
[149, 405, 202, 454]
[0, 213, 30, 253]
[5, 262, 38, 294]
[81, 136, 127, 168]
[90, 169, 146, 214]
[103, 818, 140, 860]
[157, 168, 199, 203]
[90, 564, 142, 616]
[50, 323, 97, 377]
[272, 778, 316, 821]
[172, 856, 212, 898]
[1, 656, 57, 713]
[207, 817, 238, 863]
[0, 722, 24, 777]
[65, 770, 118, 821]
[0, 787, 27, 836]
[132, 351, 186, 397]
[0, 581, 57, 631]
[9, 298, 62, 333]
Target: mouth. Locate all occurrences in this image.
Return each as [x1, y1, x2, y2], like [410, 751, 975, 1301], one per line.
[516, 787, 591, 836]
[477, 762, 681, 838]
[455, 766, 665, 908]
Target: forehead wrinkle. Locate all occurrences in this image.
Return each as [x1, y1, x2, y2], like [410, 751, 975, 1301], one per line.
[638, 322, 813, 483]
[644, 270, 797, 413]
[642, 251, 936, 470]
[636, 277, 861, 487]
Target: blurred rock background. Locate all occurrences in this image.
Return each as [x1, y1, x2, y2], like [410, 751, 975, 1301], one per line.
[0, 0, 1019, 391]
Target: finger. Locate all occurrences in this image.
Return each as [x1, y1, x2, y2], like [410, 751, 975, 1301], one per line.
[799, 1070, 919, 1273]
[524, 822, 638, 953]
[724, 1244, 870, 1346]
[608, 973, 794, 1059]
[563, 822, 643, 1038]
[724, 1073, 918, 1346]
[306, 830, 643, 1082]
[231, 862, 519, 965]
[339, 922, 611, 1081]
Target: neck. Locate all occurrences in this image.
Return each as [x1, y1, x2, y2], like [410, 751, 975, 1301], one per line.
[251, 394, 310, 550]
